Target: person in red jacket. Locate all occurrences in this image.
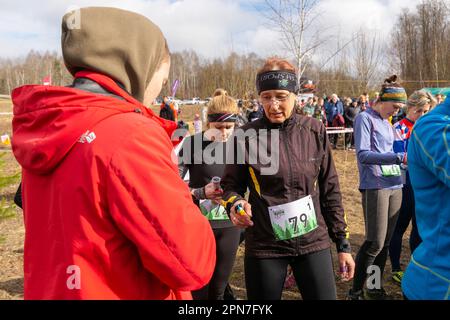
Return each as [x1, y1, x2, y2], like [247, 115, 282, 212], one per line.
[11, 7, 215, 300]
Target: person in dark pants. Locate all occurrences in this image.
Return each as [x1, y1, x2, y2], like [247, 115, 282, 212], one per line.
[388, 172, 421, 279]
[178, 90, 241, 300]
[222, 57, 355, 300]
[344, 99, 360, 149]
[325, 94, 344, 148]
[245, 250, 337, 299]
[223, 228, 245, 300]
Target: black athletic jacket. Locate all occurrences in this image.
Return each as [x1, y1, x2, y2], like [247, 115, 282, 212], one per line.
[222, 113, 350, 258]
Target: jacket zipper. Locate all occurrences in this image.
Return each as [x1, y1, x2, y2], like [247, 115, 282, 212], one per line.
[282, 128, 295, 198]
[282, 127, 300, 253]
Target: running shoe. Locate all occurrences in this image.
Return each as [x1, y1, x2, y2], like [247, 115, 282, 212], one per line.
[365, 288, 391, 300]
[346, 289, 365, 300]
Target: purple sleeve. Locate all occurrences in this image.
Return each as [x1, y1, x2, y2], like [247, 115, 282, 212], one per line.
[354, 114, 401, 165]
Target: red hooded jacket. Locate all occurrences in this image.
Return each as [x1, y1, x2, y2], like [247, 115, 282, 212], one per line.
[12, 71, 216, 300]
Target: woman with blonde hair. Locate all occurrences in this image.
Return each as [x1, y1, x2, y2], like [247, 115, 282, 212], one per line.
[178, 90, 241, 300]
[389, 90, 436, 284]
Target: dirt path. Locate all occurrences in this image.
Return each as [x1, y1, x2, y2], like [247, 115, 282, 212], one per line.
[0, 212, 24, 299]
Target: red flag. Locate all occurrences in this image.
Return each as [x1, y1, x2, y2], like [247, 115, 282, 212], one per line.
[42, 75, 52, 86]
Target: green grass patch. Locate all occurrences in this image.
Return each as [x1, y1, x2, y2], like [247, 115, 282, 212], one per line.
[0, 198, 16, 220]
[0, 172, 20, 189]
[0, 152, 21, 225]
[0, 153, 20, 187]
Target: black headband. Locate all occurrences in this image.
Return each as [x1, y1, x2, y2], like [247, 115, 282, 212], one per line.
[207, 113, 238, 123]
[256, 71, 298, 95]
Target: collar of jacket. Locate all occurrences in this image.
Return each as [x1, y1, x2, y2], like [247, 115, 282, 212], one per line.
[74, 70, 179, 144]
[367, 107, 383, 120]
[70, 77, 126, 100]
[261, 111, 298, 129]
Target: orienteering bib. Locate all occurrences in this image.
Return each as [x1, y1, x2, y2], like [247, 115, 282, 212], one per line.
[199, 200, 229, 221]
[268, 195, 318, 241]
[381, 164, 401, 177]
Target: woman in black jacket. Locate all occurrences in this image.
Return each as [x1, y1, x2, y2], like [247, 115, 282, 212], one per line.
[221, 58, 355, 300]
[178, 90, 241, 300]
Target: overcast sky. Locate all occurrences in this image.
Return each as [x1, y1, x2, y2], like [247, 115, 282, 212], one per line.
[0, 0, 422, 60]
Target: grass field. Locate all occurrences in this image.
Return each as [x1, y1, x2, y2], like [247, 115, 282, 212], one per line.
[0, 100, 411, 300]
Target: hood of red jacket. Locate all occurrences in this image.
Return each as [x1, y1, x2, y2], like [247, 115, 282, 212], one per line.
[12, 72, 177, 175]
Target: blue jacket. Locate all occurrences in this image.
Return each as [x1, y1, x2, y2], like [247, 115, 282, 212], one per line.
[325, 100, 344, 125]
[402, 99, 450, 300]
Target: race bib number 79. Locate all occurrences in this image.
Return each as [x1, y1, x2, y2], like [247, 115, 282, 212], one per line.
[268, 195, 318, 241]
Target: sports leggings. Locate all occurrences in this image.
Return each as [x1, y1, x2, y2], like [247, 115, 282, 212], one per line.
[389, 173, 422, 271]
[352, 188, 402, 292]
[245, 248, 337, 300]
[192, 226, 241, 300]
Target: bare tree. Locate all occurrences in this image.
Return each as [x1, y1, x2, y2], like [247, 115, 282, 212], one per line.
[353, 28, 384, 93]
[390, 0, 450, 91]
[255, 0, 328, 81]
[258, 0, 362, 90]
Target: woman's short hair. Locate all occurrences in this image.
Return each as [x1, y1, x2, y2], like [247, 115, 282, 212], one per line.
[257, 57, 296, 74]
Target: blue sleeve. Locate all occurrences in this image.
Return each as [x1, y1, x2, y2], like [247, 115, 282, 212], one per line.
[393, 140, 405, 154]
[354, 114, 400, 165]
[410, 117, 450, 188]
[338, 101, 344, 115]
[325, 103, 333, 123]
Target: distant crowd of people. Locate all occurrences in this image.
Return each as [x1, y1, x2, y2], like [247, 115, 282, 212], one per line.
[162, 91, 401, 151]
